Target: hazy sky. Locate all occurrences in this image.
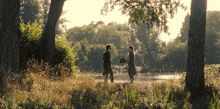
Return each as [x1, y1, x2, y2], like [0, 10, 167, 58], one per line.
[62, 0, 220, 43]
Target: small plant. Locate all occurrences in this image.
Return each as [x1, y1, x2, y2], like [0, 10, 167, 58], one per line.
[18, 97, 54, 109]
[102, 89, 115, 109]
[0, 94, 19, 109]
[124, 87, 139, 108]
[209, 92, 220, 109]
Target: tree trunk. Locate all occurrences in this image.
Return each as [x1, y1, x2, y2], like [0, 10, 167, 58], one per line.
[41, 0, 65, 64]
[0, 0, 21, 93]
[185, 0, 207, 108]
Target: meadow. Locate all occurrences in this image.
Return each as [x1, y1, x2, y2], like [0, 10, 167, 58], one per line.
[0, 60, 219, 109]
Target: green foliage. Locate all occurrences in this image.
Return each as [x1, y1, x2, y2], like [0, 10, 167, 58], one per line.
[161, 41, 187, 71]
[70, 88, 99, 109]
[72, 38, 91, 70]
[55, 39, 77, 72]
[86, 44, 106, 72]
[0, 95, 19, 109]
[20, 19, 76, 73]
[101, 0, 186, 32]
[66, 25, 95, 44]
[124, 87, 139, 108]
[20, 20, 44, 70]
[20, 19, 42, 41]
[161, 11, 220, 71]
[136, 23, 162, 71]
[0, 96, 56, 109]
[209, 92, 220, 109]
[20, 0, 41, 24]
[20, 0, 67, 38]
[68, 22, 132, 72]
[18, 97, 54, 109]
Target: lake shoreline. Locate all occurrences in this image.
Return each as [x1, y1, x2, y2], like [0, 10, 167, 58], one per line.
[92, 72, 184, 83]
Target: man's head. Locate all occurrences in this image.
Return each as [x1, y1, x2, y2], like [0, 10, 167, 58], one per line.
[128, 46, 134, 51]
[106, 44, 111, 51]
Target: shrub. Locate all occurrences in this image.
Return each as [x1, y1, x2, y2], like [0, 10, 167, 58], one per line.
[19, 19, 76, 73]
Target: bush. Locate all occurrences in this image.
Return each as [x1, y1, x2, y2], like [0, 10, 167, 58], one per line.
[20, 20, 76, 73]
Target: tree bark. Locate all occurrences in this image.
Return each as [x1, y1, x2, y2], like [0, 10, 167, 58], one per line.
[41, 0, 65, 64]
[0, 0, 20, 72]
[185, 0, 207, 108]
[0, 0, 21, 94]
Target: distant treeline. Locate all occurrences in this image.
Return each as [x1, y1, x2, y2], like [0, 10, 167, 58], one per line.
[66, 11, 220, 73]
[19, 0, 220, 73]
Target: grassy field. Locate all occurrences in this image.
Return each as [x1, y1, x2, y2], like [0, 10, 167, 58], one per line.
[0, 61, 219, 108]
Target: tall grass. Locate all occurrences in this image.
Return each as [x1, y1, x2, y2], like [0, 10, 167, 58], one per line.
[0, 61, 219, 108]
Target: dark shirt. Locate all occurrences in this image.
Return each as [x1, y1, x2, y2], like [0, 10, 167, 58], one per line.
[103, 50, 111, 65]
[103, 50, 112, 75]
[128, 51, 134, 67]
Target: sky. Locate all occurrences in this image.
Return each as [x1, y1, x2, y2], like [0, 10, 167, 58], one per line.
[61, 0, 220, 43]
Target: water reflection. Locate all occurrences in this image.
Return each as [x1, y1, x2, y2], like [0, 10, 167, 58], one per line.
[92, 72, 183, 83]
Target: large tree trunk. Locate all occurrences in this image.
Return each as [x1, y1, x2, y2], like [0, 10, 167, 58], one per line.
[185, 0, 207, 108]
[0, 0, 21, 93]
[41, 0, 65, 64]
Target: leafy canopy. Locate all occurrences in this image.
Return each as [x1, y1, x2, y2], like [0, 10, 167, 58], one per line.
[101, 0, 186, 32]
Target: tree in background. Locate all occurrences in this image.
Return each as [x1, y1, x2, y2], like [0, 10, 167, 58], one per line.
[72, 38, 91, 71]
[161, 11, 220, 72]
[41, 0, 50, 26]
[41, 0, 66, 64]
[20, 0, 67, 38]
[101, 0, 186, 72]
[185, 0, 207, 107]
[136, 24, 161, 71]
[67, 22, 131, 72]
[94, 23, 131, 59]
[160, 14, 189, 71]
[161, 41, 187, 71]
[66, 24, 95, 45]
[20, 0, 41, 24]
[0, 0, 21, 94]
[205, 11, 220, 64]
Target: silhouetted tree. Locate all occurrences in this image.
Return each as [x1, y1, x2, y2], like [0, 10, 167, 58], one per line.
[185, 0, 207, 108]
[41, 0, 66, 64]
[0, 0, 21, 93]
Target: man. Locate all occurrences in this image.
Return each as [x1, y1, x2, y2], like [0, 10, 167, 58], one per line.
[128, 46, 137, 83]
[103, 44, 113, 83]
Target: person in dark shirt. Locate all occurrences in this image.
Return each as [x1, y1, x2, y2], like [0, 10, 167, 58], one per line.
[103, 44, 113, 83]
[128, 46, 137, 83]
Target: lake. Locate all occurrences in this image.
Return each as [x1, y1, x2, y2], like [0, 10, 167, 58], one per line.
[92, 72, 184, 83]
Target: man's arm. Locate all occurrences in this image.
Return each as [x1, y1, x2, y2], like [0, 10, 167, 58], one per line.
[128, 51, 132, 68]
[109, 52, 112, 63]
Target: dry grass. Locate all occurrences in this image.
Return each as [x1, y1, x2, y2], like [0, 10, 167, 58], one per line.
[0, 60, 219, 108]
[2, 59, 97, 107]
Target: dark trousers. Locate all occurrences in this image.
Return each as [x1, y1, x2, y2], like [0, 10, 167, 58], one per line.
[103, 67, 113, 83]
[104, 72, 113, 83]
[130, 76, 134, 83]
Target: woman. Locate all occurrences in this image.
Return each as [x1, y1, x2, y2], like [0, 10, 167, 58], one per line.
[128, 46, 137, 83]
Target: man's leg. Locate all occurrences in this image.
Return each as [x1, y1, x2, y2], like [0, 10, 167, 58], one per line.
[110, 69, 114, 83]
[104, 74, 108, 83]
[130, 76, 134, 83]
